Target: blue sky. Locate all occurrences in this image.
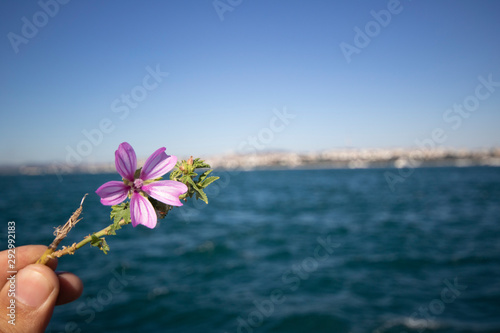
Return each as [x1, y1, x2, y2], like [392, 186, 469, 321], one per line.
[1, 0, 499, 165]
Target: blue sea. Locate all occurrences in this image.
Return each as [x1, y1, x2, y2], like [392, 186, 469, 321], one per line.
[1, 167, 500, 332]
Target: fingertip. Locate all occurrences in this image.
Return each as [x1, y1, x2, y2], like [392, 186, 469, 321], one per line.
[56, 272, 83, 305]
[16, 264, 59, 309]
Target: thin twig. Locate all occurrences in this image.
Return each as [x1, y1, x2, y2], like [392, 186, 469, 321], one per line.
[47, 218, 128, 259]
[36, 194, 87, 265]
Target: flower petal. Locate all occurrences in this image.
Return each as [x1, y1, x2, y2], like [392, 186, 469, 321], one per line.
[140, 147, 177, 180]
[95, 181, 129, 206]
[115, 142, 137, 181]
[130, 192, 157, 228]
[142, 180, 188, 207]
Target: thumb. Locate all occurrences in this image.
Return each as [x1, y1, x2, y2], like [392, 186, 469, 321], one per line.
[1, 264, 59, 333]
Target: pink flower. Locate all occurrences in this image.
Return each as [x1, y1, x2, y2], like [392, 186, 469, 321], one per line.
[96, 142, 188, 228]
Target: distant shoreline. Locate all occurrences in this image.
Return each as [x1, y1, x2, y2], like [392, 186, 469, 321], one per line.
[1, 147, 499, 176]
[207, 147, 500, 171]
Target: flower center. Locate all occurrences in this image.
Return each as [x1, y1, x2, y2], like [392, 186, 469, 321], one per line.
[132, 179, 144, 192]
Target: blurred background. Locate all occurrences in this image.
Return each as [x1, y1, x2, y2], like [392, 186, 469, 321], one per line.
[1, 1, 500, 164]
[1, 1, 500, 332]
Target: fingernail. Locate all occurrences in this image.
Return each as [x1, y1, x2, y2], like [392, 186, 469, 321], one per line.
[16, 266, 54, 308]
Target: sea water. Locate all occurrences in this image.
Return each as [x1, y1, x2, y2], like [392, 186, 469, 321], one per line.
[1, 167, 499, 332]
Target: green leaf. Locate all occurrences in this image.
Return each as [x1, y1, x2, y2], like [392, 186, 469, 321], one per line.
[201, 176, 219, 188]
[169, 169, 182, 181]
[133, 167, 142, 179]
[199, 171, 219, 188]
[109, 202, 131, 235]
[90, 234, 100, 246]
[192, 158, 211, 169]
[110, 202, 130, 223]
[185, 176, 199, 192]
[198, 169, 212, 181]
[90, 234, 110, 254]
[195, 188, 208, 204]
[167, 157, 218, 205]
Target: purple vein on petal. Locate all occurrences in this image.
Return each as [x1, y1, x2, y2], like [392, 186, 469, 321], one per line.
[142, 180, 187, 207]
[130, 192, 157, 228]
[96, 181, 129, 206]
[141, 147, 177, 180]
[115, 142, 137, 181]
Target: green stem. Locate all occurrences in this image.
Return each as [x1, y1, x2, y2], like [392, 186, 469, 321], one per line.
[48, 218, 129, 259]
